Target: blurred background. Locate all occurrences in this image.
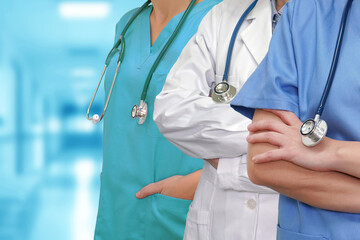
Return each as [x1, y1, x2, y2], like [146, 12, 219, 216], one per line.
[0, 0, 143, 239]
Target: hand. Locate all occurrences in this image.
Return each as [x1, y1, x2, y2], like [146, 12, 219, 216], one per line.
[205, 158, 219, 169]
[136, 170, 201, 200]
[246, 110, 334, 171]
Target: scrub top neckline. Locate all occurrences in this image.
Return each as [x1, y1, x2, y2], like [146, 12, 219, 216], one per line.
[146, 0, 211, 54]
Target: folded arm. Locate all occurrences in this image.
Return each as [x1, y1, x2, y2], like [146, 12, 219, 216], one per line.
[247, 109, 360, 213]
[153, 5, 250, 160]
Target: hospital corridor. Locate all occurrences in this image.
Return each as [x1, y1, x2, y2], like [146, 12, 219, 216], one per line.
[2, 0, 360, 240]
[0, 1, 142, 239]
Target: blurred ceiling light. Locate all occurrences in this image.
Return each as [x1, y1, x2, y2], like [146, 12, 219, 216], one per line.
[59, 2, 110, 19]
[71, 68, 96, 78]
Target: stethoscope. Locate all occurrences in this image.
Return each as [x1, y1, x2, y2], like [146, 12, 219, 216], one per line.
[300, 0, 353, 147]
[212, 0, 258, 103]
[87, 0, 196, 125]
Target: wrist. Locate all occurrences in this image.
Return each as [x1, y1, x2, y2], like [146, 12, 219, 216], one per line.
[325, 138, 342, 172]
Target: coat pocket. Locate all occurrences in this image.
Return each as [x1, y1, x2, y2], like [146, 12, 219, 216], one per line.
[184, 206, 210, 240]
[183, 165, 214, 240]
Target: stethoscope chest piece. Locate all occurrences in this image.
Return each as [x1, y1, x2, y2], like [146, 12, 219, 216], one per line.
[131, 100, 148, 125]
[212, 82, 237, 103]
[300, 117, 328, 147]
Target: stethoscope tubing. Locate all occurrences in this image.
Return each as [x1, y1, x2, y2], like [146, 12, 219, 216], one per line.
[86, 65, 107, 121]
[140, 0, 196, 101]
[110, 1, 151, 64]
[222, 0, 258, 82]
[301, 0, 353, 147]
[86, 2, 150, 123]
[316, 0, 353, 116]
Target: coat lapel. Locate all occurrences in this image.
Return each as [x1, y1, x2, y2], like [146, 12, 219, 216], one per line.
[240, 0, 272, 64]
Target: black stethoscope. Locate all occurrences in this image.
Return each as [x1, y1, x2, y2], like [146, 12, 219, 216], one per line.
[300, 0, 353, 147]
[212, 0, 258, 103]
[87, 0, 196, 125]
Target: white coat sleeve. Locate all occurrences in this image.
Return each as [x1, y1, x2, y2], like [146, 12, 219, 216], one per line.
[153, 5, 250, 160]
[217, 155, 277, 193]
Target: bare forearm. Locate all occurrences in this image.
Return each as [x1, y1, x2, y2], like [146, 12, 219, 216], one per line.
[248, 109, 360, 213]
[183, 169, 202, 197]
[161, 169, 202, 200]
[331, 140, 360, 178]
[248, 157, 360, 213]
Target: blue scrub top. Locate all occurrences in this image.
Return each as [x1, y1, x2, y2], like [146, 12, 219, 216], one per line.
[231, 0, 360, 239]
[94, 1, 221, 240]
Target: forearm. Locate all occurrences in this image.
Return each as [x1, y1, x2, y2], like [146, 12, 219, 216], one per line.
[154, 41, 250, 159]
[185, 169, 202, 191]
[155, 100, 250, 159]
[331, 140, 360, 178]
[248, 156, 360, 213]
[137, 170, 202, 200]
[216, 155, 277, 193]
[174, 169, 202, 200]
[248, 109, 360, 213]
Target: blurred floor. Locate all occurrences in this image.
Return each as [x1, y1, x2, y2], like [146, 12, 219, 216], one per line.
[16, 149, 102, 240]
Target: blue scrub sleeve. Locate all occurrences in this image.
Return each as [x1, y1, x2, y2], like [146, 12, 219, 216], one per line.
[230, 1, 299, 119]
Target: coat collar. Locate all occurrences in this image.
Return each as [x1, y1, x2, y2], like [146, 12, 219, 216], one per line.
[240, 0, 272, 64]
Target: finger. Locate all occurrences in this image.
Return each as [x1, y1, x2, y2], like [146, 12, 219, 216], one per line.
[248, 119, 288, 133]
[136, 182, 163, 199]
[264, 109, 301, 127]
[252, 149, 288, 163]
[246, 131, 285, 146]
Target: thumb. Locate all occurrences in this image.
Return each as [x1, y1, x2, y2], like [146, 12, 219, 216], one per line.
[136, 182, 163, 199]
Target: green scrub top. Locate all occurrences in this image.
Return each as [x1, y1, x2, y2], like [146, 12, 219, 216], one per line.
[94, 1, 221, 239]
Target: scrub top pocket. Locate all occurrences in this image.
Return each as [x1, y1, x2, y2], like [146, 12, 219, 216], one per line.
[277, 226, 330, 240]
[146, 194, 192, 240]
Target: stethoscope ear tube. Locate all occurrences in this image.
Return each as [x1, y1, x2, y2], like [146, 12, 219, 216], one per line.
[86, 64, 107, 124]
[86, 0, 151, 125]
[87, 61, 121, 124]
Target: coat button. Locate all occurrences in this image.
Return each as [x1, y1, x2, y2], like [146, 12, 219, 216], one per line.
[247, 199, 257, 210]
[196, 35, 203, 42]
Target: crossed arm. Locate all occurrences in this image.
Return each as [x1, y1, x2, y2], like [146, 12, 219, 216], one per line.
[247, 109, 360, 213]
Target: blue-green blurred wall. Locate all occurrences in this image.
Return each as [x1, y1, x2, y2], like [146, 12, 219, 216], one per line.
[0, 1, 143, 239]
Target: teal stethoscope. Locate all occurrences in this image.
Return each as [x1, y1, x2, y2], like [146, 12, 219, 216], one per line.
[87, 0, 196, 125]
[300, 0, 353, 147]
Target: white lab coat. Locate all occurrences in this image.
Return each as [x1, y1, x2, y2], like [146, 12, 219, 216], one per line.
[154, 0, 279, 239]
